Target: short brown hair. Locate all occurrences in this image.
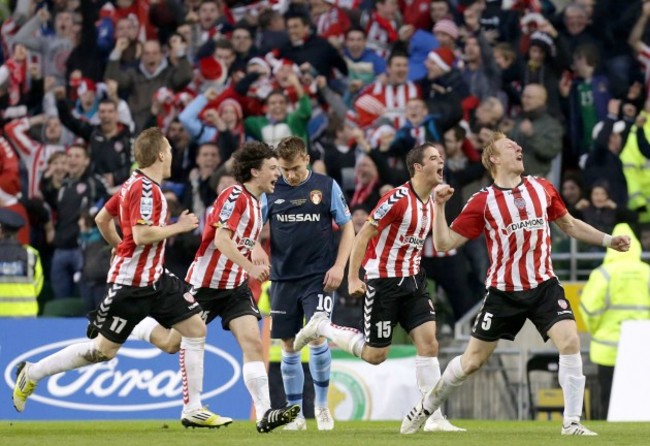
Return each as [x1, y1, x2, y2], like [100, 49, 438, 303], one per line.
[135, 127, 166, 169]
[232, 141, 276, 183]
[481, 131, 506, 179]
[406, 142, 437, 178]
[275, 136, 307, 160]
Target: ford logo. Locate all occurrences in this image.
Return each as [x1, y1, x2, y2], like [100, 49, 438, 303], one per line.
[3, 338, 241, 412]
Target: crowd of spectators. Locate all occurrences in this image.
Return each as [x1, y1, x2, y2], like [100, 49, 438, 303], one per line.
[1, 0, 650, 322]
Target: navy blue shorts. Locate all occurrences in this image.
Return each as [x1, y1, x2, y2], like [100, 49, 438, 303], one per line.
[269, 275, 333, 339]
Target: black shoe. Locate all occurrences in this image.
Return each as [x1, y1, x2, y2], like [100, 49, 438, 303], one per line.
[256, 405, 300, 433]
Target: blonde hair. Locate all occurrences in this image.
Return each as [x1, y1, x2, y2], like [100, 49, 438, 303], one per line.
[134, 127, 166, 168]
[481, 131, 506, 179]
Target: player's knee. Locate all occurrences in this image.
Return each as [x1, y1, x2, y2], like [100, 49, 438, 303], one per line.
[160, 341, 181, 354]
[242, 337, 264, 356]
[363, 349, 388, 365]
[462, 354, 487, 374]
[417, 338, 439, 357]
[557, 333, 580, 354]
[185, 319, 207, 338]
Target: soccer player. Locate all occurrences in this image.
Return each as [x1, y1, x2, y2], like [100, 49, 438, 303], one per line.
[184, 141, 300, 433]
[111, 142, 301, 433]
[263, 136, 355, 430]
[400, 132, 631, 436]
[294, 142, 465, 432]
[12, 128, 231, 428]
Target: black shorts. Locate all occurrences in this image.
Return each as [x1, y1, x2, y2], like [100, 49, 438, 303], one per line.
[471, 278, 575, 342]
[190, 283, 262, 330]
[364, 270, 436, 348]
[90, 272, 202, 344]
[270, 275, 334, 339]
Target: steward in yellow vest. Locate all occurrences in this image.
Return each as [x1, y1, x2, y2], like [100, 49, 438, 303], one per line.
[580, 223, 650, 418]
[0, 208, 43, 316]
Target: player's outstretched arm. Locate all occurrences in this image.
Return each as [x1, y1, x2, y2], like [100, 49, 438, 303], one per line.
[132, 210, 199, 246]
[554, 212, 631, 252]
[347, 222, 378, 298]
[433, 184, 468, 252]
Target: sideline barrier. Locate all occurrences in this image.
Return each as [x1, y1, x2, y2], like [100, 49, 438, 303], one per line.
[608, 320, 650, 421]
[1, 319, 422, 421]
[329, 347, 421, 420]
[0, 318, 250, 420]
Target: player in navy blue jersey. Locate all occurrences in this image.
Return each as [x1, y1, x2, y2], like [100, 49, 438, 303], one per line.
[258, 136, 354, 430]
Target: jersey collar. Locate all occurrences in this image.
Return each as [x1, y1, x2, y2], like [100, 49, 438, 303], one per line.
[135, 169, 161, 187]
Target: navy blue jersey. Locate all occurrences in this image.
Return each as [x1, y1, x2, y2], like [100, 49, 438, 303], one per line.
[265, 172, 351, 281]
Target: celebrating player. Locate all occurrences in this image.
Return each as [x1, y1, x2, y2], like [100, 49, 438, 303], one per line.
[13, 128, 230, 429]
[294, 142, 464, 432]
[400, 132, 630, 435]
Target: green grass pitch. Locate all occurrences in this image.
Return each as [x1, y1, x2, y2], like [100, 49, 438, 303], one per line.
[2, 420, 649, 446]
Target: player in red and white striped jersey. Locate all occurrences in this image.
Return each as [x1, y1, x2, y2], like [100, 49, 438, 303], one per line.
[129, 141, 300, 432]
[294, 142, 465, 432]
[185, 183, 264, 289]
[401, 132, 631, 436]
[11, 128, 232, 429]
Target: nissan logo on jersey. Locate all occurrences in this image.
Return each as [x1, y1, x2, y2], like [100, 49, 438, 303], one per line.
[1, 319, 251, 420]
[275, 214, 321, 222]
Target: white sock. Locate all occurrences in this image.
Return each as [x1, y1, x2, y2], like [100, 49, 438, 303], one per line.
[424, 355, 468, 413]
[558, 353, 584, 424]
[415, 356, 445, 419]
[130, 317, 159, 343]
[29, 340, 98, 382]
[243, 361, 271, 421]
[180, 337, 205, 413]
[318, 320, 365, 358]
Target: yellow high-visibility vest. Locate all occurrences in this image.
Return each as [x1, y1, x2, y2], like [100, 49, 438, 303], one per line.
[0, 244, 43, 317]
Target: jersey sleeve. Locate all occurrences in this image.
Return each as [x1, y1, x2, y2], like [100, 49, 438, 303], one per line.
[127, 180, 162, 227]
[330, 180, 352, 226]
[104, 192, 120, 217]
[450, 191, 487, 239]
[261, 193, 268, 223]
[541, 179, 568, 221]
[367, 190, 406, 233]
[214, 187, 246, 232]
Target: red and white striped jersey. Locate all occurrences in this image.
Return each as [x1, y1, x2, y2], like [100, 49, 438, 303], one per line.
[186, 184, 263, 289]
[450, 176, 568, 292]
[4, 118, 64, 198]
[108, 170, 168, 287]
[314, 7, 350, 43]
[363, 182, 433, 278]
[355, 81, 420, 128]
[363, 12, 399, 58]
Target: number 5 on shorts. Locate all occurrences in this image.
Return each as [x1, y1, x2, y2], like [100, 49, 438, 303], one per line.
[481, 312, 493, 331]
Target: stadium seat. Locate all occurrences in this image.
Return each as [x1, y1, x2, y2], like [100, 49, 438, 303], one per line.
[527, 352, 591, 420]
